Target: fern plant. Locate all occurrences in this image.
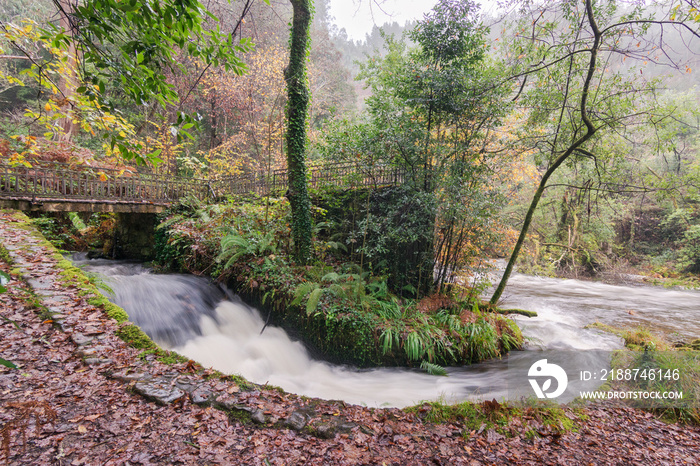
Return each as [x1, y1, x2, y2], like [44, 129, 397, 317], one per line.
[217, 230, 278, 269]
[420, 360, 447, 376]
[291, 281, 325, 316]
[292, 268, 372, 316]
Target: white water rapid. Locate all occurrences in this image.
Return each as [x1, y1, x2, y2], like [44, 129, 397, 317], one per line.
[73, 254, 700, 408]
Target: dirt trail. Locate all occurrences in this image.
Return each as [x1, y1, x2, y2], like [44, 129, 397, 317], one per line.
[1, 210, 699, 465]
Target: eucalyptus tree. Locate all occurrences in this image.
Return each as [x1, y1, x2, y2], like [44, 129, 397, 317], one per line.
[490, 0, 700, 304]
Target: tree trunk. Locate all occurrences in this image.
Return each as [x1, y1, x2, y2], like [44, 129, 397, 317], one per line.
[285, 0, 313, 264]
[490, 0, 601, 304]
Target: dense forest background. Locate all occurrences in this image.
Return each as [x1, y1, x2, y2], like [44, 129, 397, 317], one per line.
[1, 0, 699, 289]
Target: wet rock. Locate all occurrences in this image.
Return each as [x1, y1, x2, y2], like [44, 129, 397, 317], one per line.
[174, 376, 199, 393]
[213, 394, 239, 411]
[54, 319, 71, 332]
[71, 333, 94, 346]
[213, 395, 264, 424]
[75, 345, 111, 359]
[133, 379, 186, 405]
[251, 409, 266, 424]
[84, 357, 112, 365]
[336, 421, 356, 433]
[82, 326, 104, 336]
[312, 419, 356, 439]
[76, 347, 98, 358]
[110, 371, 148, 383]
[285, 411, 308, 431]
[27, 277, 55, 291]
[87, 249, 107, 259]
[33, 289, 56, 299]
[314, 423, 335, 439]
[190, 386, 214, 406]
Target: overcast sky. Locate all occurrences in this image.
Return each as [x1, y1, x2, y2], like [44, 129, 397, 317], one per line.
[327, 0, 499, 41]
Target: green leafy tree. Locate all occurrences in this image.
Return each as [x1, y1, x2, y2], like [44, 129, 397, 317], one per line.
[490, 0, 700, 303]
[2, 0, 252, 163]
[324, 0, 509, 294]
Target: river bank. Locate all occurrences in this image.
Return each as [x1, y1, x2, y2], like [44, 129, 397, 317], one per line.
[513, 258, 700, 291]
[3, 209, 700, 464]
[153, 197, 523, 369]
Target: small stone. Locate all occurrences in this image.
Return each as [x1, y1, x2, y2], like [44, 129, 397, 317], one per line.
[76, 348, 98, 358]
[190, 386, 213, 406]
[110, 371, 148, 383]
[285, 411, 308, 431]
[213, 394, 239, 411]
[71, 333, 94, 346]
[251, 409, 266, 424]
[84, 357, 112, 365]
[315, 423, 336, 439]
[55, 320, 71, 332]
[134, 379, 186, 405]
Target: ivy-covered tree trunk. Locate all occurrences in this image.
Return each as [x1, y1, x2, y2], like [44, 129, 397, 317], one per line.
[285, 0, 313, 264]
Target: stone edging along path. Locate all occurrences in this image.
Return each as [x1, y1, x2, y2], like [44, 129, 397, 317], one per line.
[0, 210, 359, 431]
[3, 209, 700, 465]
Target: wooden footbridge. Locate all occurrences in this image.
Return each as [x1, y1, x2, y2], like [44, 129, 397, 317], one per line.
[0, 161, 406, 213]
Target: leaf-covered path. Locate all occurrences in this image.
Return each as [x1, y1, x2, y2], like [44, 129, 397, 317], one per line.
[1, 210, 700, 465]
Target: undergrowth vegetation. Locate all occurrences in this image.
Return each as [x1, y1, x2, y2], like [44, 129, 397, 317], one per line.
[154, 195, 523, 368]
[28, 212, 117, 254]
[586, 322, 700, 424]
[407, 398, 585, 439]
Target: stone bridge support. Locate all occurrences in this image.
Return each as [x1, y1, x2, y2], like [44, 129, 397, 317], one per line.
[112, 213, 158, 261]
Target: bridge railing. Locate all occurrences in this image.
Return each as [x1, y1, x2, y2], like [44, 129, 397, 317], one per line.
[0, 161, 209, 204]
[210, 162, 407, 198]
[0, 160, 407, 206]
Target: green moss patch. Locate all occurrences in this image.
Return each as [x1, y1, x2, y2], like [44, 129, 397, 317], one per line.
[407, 399, 584, 439]
[0, 244, 11, 264]
[116, 323, 156, 350]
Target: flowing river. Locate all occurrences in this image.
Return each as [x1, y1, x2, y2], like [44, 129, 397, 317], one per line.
[72, 254, 700, 408]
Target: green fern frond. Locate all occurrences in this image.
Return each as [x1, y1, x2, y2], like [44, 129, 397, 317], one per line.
[157, 214, 186, 230]
[404, 332, 425, 361]
[380, 327, 399, 355]
[306, 287, 323, 315]
[325, 241, 347, 252]
[327, 283, 348, 299]
[321, 272, 341, 283]
[292, 282, 319, 306]
[420, 360, 447, 376]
